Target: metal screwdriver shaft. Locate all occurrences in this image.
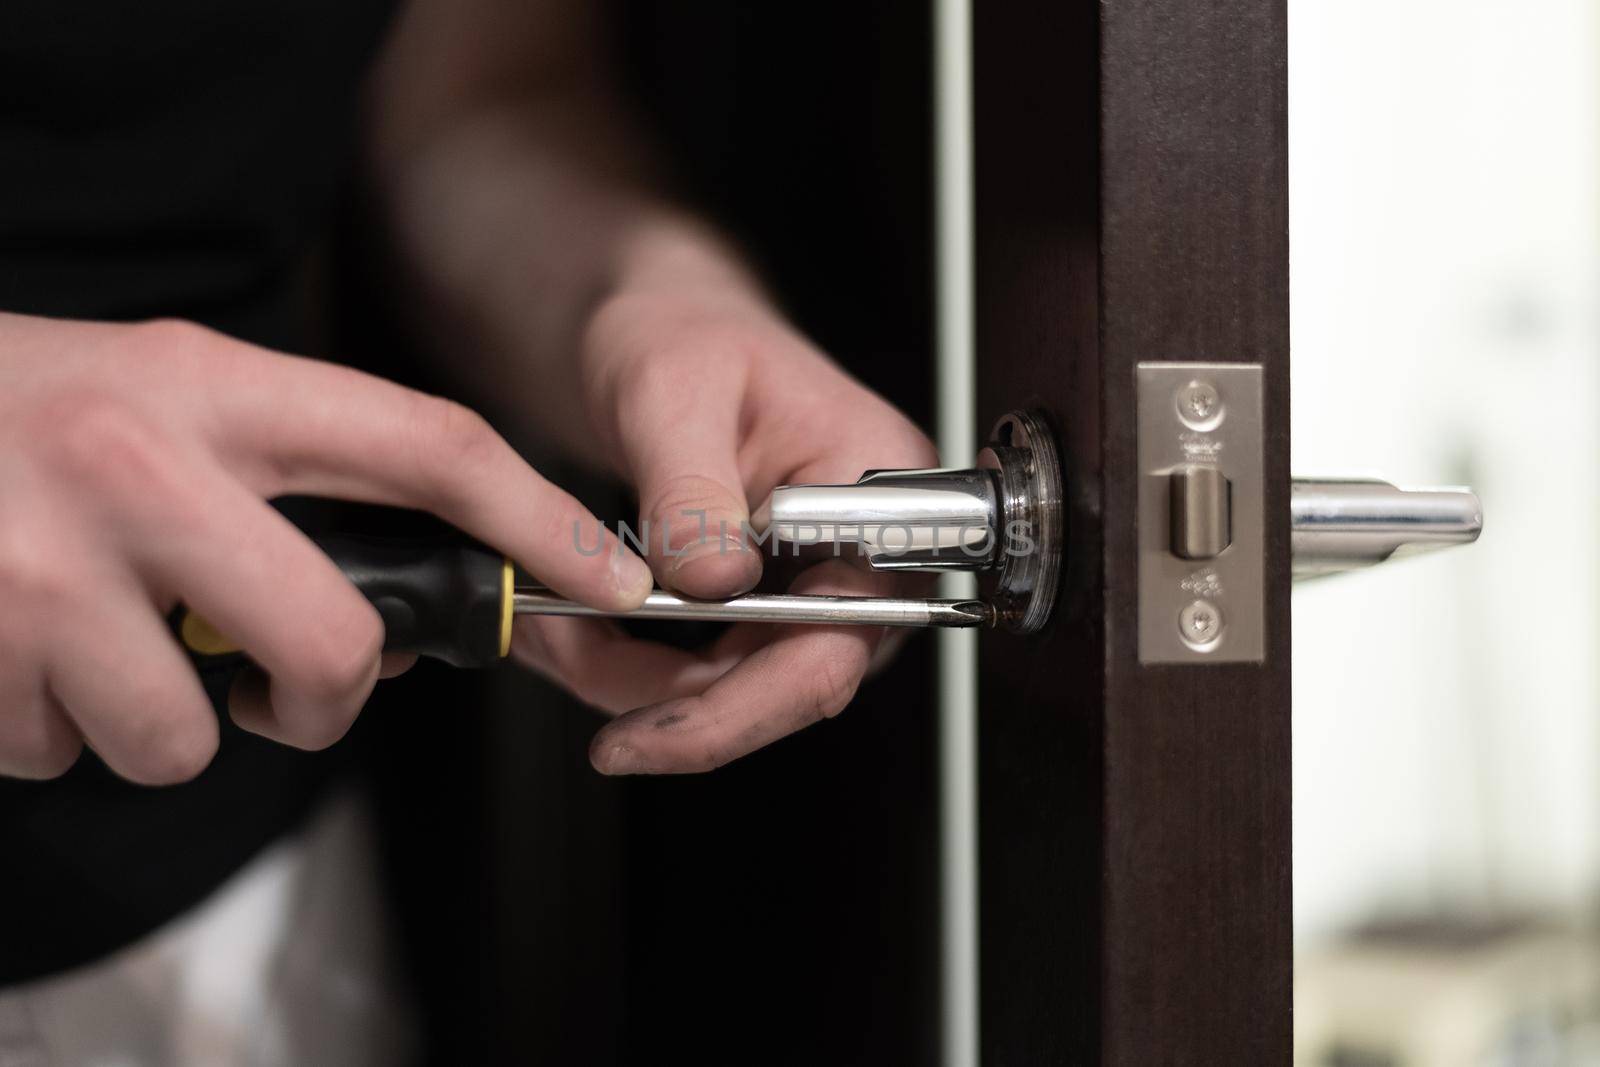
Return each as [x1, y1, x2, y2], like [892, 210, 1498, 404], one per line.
[513, 588, 994, 628]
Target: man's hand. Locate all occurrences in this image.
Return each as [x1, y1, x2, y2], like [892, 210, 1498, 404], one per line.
[510, 231, 938, 774]
[0, 312, 652, 784]
[369, 0, 938, 774]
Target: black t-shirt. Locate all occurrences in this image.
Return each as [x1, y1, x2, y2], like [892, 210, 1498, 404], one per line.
[0, 0, 399, 983]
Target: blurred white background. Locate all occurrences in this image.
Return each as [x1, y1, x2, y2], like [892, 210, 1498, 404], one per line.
[1292, 0, 1600, 941]
[1292, 0, 1600, 1061]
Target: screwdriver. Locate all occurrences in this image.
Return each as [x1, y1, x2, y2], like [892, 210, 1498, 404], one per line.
[177, 534, 993, 671]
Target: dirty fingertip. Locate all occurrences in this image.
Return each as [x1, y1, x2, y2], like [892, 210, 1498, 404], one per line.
[591, 734, 643, 776]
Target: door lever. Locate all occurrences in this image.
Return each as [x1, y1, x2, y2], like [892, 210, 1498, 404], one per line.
[762, 406, 1486, 648]
[762, 410, 1066, 634]
[1289, 478, 1482, 578]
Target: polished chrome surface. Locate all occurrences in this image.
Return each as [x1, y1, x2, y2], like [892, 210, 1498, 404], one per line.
[761, 409, 1065, 635]
[1291, 479, 1483, 578]
[1138, 362, 1266, 664]
[513, 588, 993, 628]
[764, 468, 1000, 570]
[1170, 464, 1232, 560]
[746, 398, 1483, 640]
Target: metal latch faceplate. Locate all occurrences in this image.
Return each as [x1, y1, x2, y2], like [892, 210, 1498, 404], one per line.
[1137, 362, 1266, 664]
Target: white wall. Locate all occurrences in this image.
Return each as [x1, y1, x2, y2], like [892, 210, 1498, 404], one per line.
[1290, 0, 1600, 940]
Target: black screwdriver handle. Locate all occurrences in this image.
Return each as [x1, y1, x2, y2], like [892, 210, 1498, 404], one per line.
[178, 534, 514, 671]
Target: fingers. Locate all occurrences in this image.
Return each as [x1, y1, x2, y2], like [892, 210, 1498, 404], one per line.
[738, 353, 941, 496]
[587, 561, 892, 775]
[44, 574, 218, 786]
[0, 671, 83, 780]
[138, 463, 387, 751]
[610, 355, 761, 598]
[510, 615, 745, 714]
[211, 349, 652, 611]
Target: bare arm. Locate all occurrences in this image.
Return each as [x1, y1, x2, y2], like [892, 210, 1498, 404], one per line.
[365, 0, 749, 453]
[364, 0, 938, 774]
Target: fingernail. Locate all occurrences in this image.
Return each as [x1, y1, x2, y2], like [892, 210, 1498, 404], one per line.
[668, 534, 750, 575]
[610, 549, 654, 606]
[597, 743, 641, 776]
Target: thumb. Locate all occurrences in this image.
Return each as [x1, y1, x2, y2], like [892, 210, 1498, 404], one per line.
[635, 465, 761, 599]
[619, 385, 762, 597]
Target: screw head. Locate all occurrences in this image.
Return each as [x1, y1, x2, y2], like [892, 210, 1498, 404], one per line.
[1177, 381, 1223, 430]
[1179, 599, 1224, 649]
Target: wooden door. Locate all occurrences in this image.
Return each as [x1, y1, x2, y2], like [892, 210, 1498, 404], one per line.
[973, 1, 1293, 1062]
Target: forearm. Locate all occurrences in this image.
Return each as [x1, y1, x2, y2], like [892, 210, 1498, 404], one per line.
[368, 90, 762, 460]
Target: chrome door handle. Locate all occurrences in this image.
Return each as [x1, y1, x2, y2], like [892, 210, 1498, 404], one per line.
[767, 467, 1483, 577]
[1290, 479, 1482, 578]
[763, 410, 1064, 634]
[762, 402, 1485, 647]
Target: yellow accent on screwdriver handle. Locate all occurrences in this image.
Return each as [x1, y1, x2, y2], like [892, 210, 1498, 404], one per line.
[179, 574, 513, 661]
[499, 557, 514, 658]
[178, 536, 510, 670]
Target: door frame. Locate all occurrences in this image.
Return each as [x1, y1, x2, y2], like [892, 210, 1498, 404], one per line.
[971, 1, 1293, 1061]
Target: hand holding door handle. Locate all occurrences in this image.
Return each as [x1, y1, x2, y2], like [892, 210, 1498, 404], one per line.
[168, 396, 1479, 793]
[180, 410, 1484, 677]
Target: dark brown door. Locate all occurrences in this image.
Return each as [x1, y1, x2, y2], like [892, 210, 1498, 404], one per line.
[973, 1, 1293, 1062]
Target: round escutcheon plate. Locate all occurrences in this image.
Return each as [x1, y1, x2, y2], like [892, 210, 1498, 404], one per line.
[975, 410, 1063, 634]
